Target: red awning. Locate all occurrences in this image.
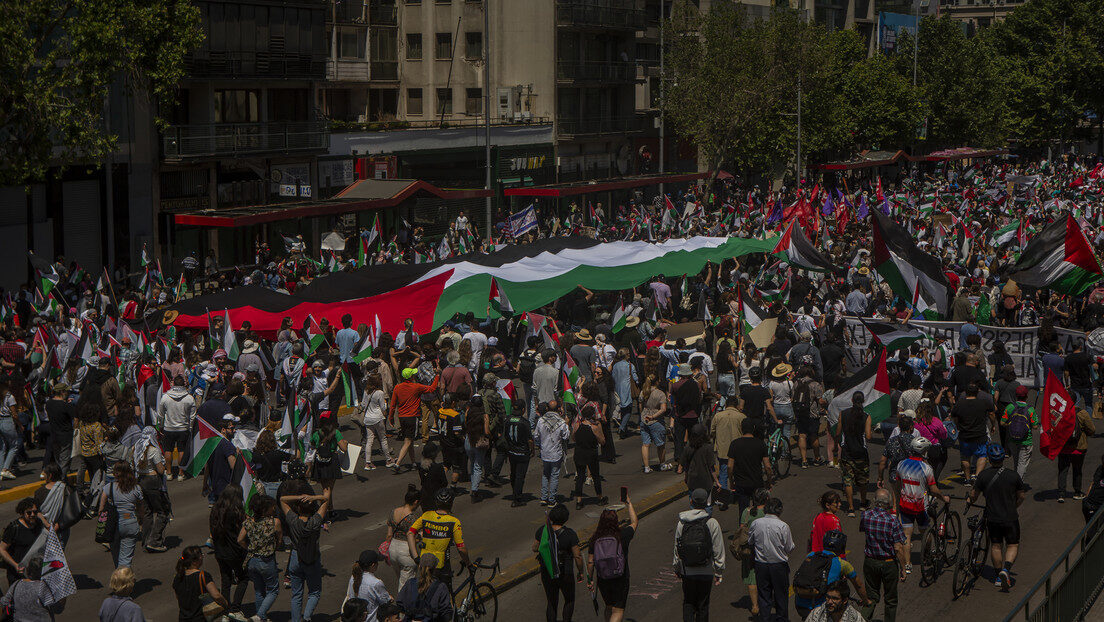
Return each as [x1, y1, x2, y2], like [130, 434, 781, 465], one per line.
[502, 172, 709, 198]
[814, 147, 1009, 170]
[923, 148, 1009, 162]
[173, 179, 491, 228]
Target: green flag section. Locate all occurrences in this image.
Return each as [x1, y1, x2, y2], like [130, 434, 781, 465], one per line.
[222, 310, 240, 361]
[560, 370, 576, 406]
[186, 417, 226, 477]
[739, 291, 768, 335]
[352, 334, 373, 364]
[536, 522, 561, 579]
[858, 318, 924, 351]
[423, 235, 776, 325]
[342, 365, 359, 408]
[1005, 214, 1103, 295]
[234, 459, 259, 514]
[991, 221, 1019, 247]
[827, 349, 891, 425]
[872, 211, 952, 316]
[611, 296, 627, 334]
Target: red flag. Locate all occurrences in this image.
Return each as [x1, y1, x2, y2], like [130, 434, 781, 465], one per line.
[836, 201, 850, 234]
[1039, 370, 1077, 460]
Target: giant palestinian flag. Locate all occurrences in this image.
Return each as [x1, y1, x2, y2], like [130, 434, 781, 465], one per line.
[872, 211, 953, 316]
[1005, 215, 1103, 295]
[858, 318, 924, 351]
[827, 349, 891, 425]
[772, 221, 838, 273]
[144, 236, 773, 338]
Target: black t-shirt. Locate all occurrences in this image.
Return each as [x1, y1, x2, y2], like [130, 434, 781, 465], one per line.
[1066, 351, 1093, 389]
[840, 407, 870, 461]
[1, 519, 42, 570]
[251, 450, 291, 483]
[739, 384, 771, 421]
[208, 439, 236, 492]
[533, 525, 580, 577]
[173, 570, 209, 622]
[975, 466, 1027, 525]
[682, 444, 717, 492]
[504, 416, 532, 457]
[197, 398, 231, 428]
[727, 437, 768, 489]
[45, 400, 74, 439]
[820, 343, 845, 380]
[951, 394, 994, 442]
[951, 365, 991, 396]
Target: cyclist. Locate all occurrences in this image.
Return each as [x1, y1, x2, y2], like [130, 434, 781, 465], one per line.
[968, 443, 1027, 591]
[406, 488, 472, 589]
[894, 436, 951, 573]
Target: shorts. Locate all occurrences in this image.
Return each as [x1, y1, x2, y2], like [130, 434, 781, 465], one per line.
[640, 421, 667, 447]
[987, 520, 1020, 545]
[959, 440, 988, 460]
[399, 418, 418, 440]
[899, 507, 930, 529]
[597, 575, 630, 609]
[796, 413, 820, 438]
[840, 457, 869, 490]
[163, 431, 188, 453]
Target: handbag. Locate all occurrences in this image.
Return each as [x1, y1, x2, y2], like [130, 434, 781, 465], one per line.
[377, 538, 392, 564]
[94, 485, 118, 544]
[197, 571, 225, 621]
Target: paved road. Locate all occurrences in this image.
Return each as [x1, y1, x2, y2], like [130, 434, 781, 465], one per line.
[6, 415, 1101, 621]
[499, 429, 1104, 621]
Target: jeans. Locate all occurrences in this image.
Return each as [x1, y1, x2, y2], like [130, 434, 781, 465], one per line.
[465, 438, 487, 493]
[248, 555, 279, 621]
[753, 561, 789, 622]
[112, 516, 140, 568]
[288, 550, 322, 622]
[509, 455, 529, 500]
[682, 574, 713, 622]
[361, 420, 392, 464]
[717, 459, 730, 496]
[773, 403, 794, 441]
[540, 460, 561, 505]
[716, 373, 736, 408]
[1073, 387, 1094, 411]
[0, 417, 21, 472]
[861, 558, 900, 622]
[618, 405, 634, 435]
[1059, 453, 1086, 495]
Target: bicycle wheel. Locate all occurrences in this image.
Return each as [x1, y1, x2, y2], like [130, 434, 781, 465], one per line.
[773, 437, 792, 477]
[944, 511, 962, 566]
[920, 528, 941, 586]
[950, 536, 972, 599]
[470, 581, 498, 622]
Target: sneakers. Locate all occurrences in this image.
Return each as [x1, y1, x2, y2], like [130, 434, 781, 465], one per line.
[1058, 494, 1066, 504]
[801, 461, 809, 470]
[585, 476, 593, 486]
[1074, 492, 1087, 500]
[364, 462, 375, 471]
[658, 463, 673, 472]
[642, 466, 652, 474]
[905, 563, 912, 575]
[0, 470, 16, 480]
[997, 569, 1011, 590]
[145, 545, 168, 553]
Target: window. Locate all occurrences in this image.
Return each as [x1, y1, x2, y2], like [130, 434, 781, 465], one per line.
[339, 29, 366, 59]
[436, 88, 452, 115]
[465, 32, 483, 60]
[466, 88, 482, 115]
[435, 32, 452, 60]
[407, 0, 420, 4]
[406, 33, 422, 59]
[407, 88, 423, 115]
[214, 89, 260, 123]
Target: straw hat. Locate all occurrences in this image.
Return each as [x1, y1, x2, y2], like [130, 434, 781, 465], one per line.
[772, 363, 793, 378]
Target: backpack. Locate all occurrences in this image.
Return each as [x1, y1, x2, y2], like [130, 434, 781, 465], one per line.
[592, 535, 626, 580]
[676, 517, 713, 567]
[1007, 404, 1031, 442]
[793, 379, 813, 417]
[314, 435, 335, 464]
[884, 434, 911, 471]
[518, 351, 538, 384]
[503, 416, 528, 455]
[792, 553, 835, 600]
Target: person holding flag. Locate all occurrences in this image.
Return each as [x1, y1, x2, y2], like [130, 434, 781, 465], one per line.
[532, 503, 584, 622]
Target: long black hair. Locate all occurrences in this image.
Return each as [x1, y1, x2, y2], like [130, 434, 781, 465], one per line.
[176, 545, 204, 579]
[209, 484, 245, 540]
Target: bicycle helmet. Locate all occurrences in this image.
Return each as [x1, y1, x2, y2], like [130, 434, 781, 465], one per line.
[986, 443, 1006, 461]
[435, 487, 455, 508]
[748, 366, 763, 381]
[822, 529, 847, 555]
[909, 436, 932, 454]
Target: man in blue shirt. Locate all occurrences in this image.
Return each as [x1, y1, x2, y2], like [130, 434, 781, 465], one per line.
[959, 317, 980, 350]
[334, 313, 361, 364]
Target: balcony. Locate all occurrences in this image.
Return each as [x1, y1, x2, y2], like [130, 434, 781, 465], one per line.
[185, 51, 327, 80]
[556, 2, 646, 30]
[557, 116, 643, 137]
[162, 121, 330, 161]
[327, 59, 371, 81]
[369, 4, 397, 25]
[371, 61, 399, 81]
[557, 60, 637, 83]
[329, 1, 367, 23]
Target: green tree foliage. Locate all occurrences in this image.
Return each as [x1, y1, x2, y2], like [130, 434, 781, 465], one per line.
[0, 0, 204, 186]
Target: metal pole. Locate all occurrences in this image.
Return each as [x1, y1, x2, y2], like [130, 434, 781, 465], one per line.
[484, 0, 492, 239]
[797, 76, 802, 182]
[658, 1, 665, 198]
[912, 0, 919, 86]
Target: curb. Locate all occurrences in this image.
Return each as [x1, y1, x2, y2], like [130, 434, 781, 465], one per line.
[488, 480, 689, 596]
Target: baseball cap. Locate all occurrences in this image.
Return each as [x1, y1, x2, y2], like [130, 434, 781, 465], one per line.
[401, 368, 418, 380]
[358, 550, 382, 567]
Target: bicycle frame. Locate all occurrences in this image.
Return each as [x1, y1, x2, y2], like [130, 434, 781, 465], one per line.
[453, 557, 501, 616]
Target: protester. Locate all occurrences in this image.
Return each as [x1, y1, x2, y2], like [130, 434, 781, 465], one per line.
[859, 489, 906, 622]
[99, 567, 144, 621]
[970, 444, 1027, 591]
[209, 484, 249, 618]
[396, 553, 452, 622]
[280, 490, 330, 622]
[237, 494, 283, 622]
[672, 488, 725, 621]
[345, 550, 391, 620]
[173, 545, 229, 622]
[748, 497, 793, 622]
[587, 499, 638, 622]
[0, 554, 62, 621]
[533, 503, 584, 622]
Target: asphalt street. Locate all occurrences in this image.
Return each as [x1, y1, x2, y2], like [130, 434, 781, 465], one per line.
[4, 415, 1101, 621]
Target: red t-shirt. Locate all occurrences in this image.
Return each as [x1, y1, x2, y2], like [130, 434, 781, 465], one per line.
[809, 511, 843, 555]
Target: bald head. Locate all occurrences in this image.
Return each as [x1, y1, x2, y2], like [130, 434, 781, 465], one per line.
[874, 489, 892, 509]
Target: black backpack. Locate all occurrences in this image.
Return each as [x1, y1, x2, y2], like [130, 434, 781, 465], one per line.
[793, 553, 835, 600]
[793, 379, 813, 417]
[518, 350, 538, 384]
[676, 516, 713, 567]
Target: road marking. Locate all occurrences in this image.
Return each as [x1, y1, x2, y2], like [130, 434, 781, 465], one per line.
[320, 544, 334, 552]
[364, 520, 387, 531]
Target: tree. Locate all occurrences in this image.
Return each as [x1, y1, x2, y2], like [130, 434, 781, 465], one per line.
[0, 0, 204, 186]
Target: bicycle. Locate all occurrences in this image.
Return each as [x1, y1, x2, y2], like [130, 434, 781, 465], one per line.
[452, 557, 500, 622]
[951, 504, 989, 600]
[919, 496, 961, 586]
[767, 422, 792, 478]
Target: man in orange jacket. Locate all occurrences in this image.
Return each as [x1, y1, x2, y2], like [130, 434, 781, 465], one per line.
[389, 363, 439, 472]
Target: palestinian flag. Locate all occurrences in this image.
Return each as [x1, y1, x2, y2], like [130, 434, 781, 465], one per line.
[536, 520, 561, 579]
[186, 417, 227, 477]
[1005, 215, 1103, 295]
[872, 211, 952, 316]
[991, 221, 1019, 247]
[278, 397, 313, 455]
[147, 236, 774, 337]
[611, 296, 627, 334]
[562, 351, 581, 389]
[560, 370, 577, 406]
[772, 221, 838, 273]
[221, 310, 240, 361]
[738, 290, 768, 334]
[305, 315, 326, 354]
[756, 278, 789, 305]
[38, 271, 59, 298]
[496, 379, 515, 417]
[827, 349, 891, 425]
[957, 224, 973, 259]
[342, 364, 359, 408]
[352, 334, 373, 364]
[859, 318, 923, 351]
[489, 277, 513, 317]
[232, 457, 259, 514]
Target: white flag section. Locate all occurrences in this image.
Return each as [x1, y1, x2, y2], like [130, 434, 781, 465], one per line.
[41, 529, 77, 600]
[509, 204, 538, 237]
[840, 317, 1087, 387]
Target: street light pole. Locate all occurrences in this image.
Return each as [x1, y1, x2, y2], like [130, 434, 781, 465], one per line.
[912, 0, 918, 87]
[484, 0, 492, 239]
[658, 1, 665, 199]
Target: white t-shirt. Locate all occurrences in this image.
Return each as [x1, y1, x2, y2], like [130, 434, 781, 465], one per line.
[769, 380, 793, 405]
[362, 389, 387, 426]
